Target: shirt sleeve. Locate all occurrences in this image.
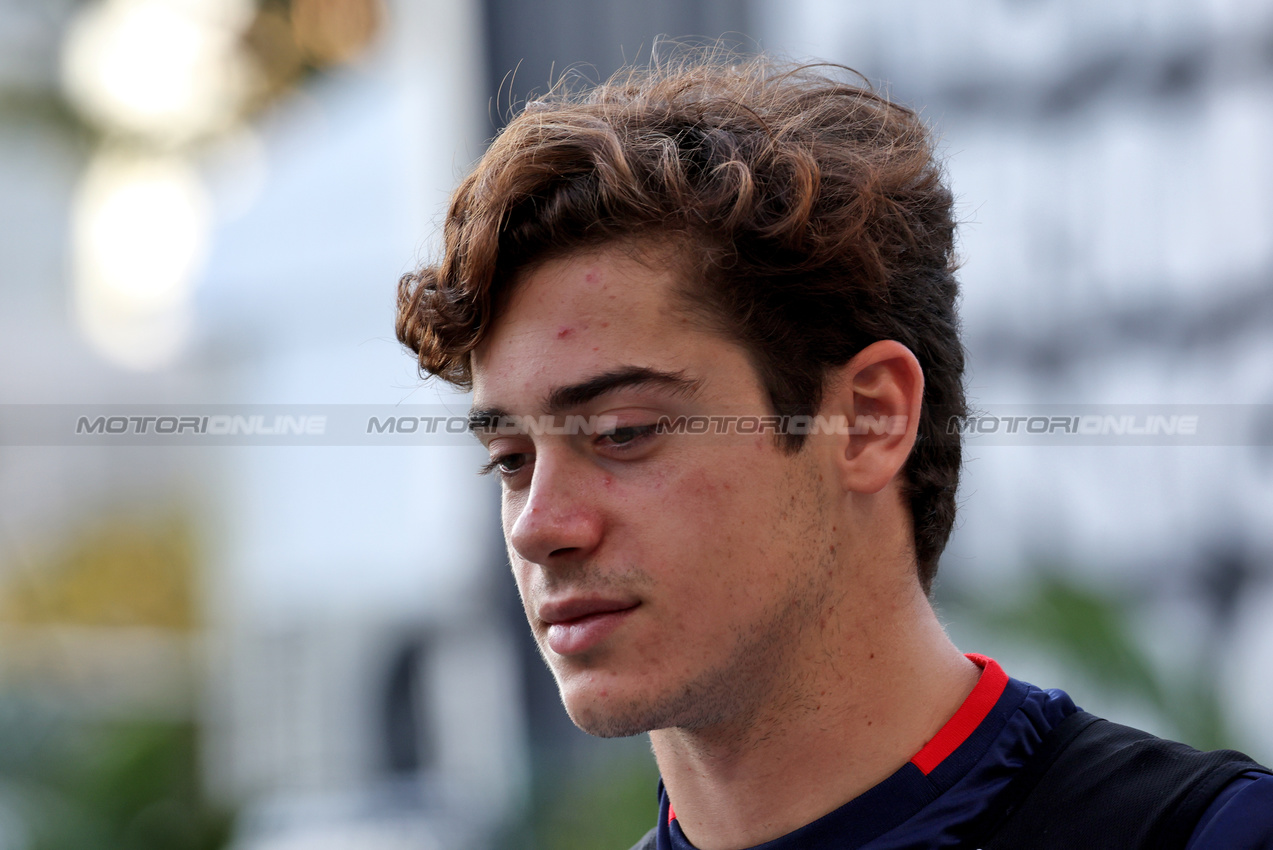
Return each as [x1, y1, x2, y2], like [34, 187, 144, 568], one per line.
[1185, 770, 1273, 850]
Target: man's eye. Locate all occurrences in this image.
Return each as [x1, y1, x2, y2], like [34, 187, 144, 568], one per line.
[602, 425, 655, 446]
[480, 453, 529, 476]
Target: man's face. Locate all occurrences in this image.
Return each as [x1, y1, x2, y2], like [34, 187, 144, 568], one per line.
[470, 244, 842, 737]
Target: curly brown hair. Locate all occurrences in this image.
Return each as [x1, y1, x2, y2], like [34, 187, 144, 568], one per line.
[396, 53, 965, 593]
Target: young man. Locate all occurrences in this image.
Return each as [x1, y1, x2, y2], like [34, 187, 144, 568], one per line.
[396, 55, 1272, 849]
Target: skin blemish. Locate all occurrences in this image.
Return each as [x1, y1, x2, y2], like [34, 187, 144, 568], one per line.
[585, 271, 599, 284]
[601, 321, 610, 328]
[556, 327, 573, 339]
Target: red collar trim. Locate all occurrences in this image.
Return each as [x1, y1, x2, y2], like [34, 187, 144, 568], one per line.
[908, 653, 1008, 775]
[668, 654, 1007, 821]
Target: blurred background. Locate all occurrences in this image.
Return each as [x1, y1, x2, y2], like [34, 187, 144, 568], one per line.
[0, 0, 1271, 847]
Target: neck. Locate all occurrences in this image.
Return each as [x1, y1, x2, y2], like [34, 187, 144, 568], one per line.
[649, 575, 979, 850]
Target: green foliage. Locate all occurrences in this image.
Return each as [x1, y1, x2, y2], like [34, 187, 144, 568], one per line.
[500, 748, 659, 850]
[0, 701, 233, 850]
[944, 571, 1236, 753]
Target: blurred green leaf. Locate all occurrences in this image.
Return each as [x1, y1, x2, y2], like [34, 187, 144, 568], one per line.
[946, 570, 1236, 753]
[0, 709, 233, 850]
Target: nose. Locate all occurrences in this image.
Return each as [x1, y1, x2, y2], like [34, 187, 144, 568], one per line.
[506, 452, 603, 566]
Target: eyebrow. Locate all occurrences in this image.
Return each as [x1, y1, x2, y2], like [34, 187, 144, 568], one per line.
[468, 366, 702, 433]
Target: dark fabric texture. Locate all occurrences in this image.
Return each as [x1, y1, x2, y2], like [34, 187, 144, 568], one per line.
[628, 826, 657, 850]
[638, 673, 1272, 850]
[976, 710, 1271, 850]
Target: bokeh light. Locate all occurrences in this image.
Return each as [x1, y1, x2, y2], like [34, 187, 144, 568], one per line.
[291, 0, 383, 66]
[72, 150, 210, 369]
[61, 0, 256, 142]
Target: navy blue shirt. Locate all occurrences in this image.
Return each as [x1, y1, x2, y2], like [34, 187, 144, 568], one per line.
[654, 657, 1273, 850]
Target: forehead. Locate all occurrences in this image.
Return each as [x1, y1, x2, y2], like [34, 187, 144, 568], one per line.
[512, 242, 690, 321]
[470, 244, 735, 408]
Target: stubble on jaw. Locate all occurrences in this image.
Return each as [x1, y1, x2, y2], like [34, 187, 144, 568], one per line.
[584, 571, 834, 749]
[550, 455, 842, 748]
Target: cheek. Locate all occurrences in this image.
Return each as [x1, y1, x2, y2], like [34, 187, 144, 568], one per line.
[645, 466, 764, 579]
[499, 483, 532, 536]
[671, 455, 815, 584]
[500, 491, 518, 536]
[676, 462, 773, 535]
[510, 562, 531, 610]
[500, 492, 531, 591]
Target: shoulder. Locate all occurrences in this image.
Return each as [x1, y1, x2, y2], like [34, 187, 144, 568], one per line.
[978, 711, 1272, 849]
[626, 826, 658, 850]
[1186, 771, 1273, 850]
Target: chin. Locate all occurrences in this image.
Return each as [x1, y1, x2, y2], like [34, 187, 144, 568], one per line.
[570, 712, 653, 739]
[560, 672, 725, 738]
[559, 672, 702, 738]
[563, 689, 661, 738]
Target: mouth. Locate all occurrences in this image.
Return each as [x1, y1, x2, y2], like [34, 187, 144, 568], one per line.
[538, 597, 641, 656]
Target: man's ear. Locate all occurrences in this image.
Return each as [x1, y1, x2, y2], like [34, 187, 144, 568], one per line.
[822, 340, 924, 495]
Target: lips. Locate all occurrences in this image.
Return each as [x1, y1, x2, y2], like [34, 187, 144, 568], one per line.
[538, 596, 640, 656]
